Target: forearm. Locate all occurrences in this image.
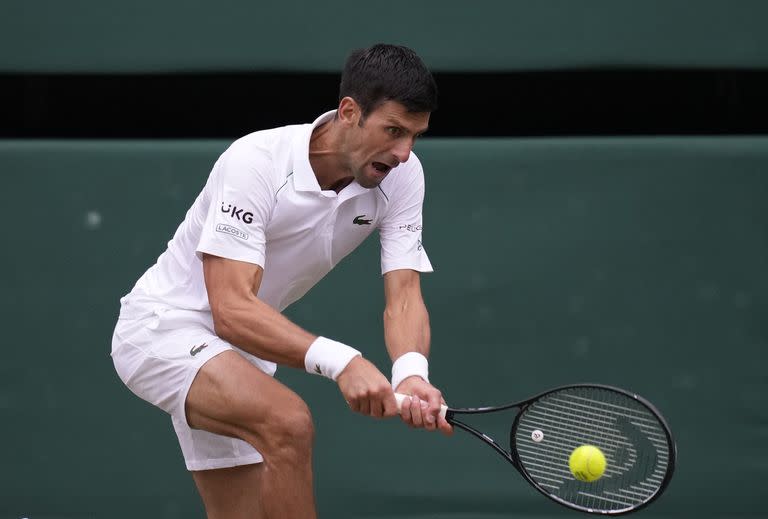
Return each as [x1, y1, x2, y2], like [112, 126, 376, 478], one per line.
[213, 294, 316, 369]
[383, 292, 431, 361]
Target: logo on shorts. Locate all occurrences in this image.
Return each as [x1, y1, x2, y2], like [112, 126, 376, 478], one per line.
[216, 223, 248, 241]
[353, 215, 372, 225]
[190, 342, 209, 357]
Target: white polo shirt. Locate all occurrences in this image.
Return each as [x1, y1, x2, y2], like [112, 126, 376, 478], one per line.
[121, 110, 432, 315]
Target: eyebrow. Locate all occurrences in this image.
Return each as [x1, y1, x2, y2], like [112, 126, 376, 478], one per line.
[386, 118, 429, 136]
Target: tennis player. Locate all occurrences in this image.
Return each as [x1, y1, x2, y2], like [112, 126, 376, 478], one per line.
[111, 43, 451, 518]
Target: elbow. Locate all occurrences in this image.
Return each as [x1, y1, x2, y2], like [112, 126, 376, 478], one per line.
[210, 301, 240, 344]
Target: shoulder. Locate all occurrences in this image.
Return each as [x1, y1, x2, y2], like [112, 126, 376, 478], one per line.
[218, 125, 301, 189]
[224, 125, 295, 168]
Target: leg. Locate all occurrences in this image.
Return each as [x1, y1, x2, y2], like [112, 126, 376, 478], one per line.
[192, 463, 265, 519]
[191, 464, 265, 519]
[186, 350, 317, 519]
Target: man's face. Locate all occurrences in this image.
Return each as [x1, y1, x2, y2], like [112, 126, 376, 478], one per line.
[343, 100, 430, 189]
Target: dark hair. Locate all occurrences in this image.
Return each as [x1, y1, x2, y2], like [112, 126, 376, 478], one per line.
[339, 43, 438, 118]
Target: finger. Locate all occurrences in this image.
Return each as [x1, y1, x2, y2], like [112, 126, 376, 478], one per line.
[402, 397, 418, 427]
[371, 399, 384, 418]
[399, 396, 413, 422]
[437, 415, 454, 436]
[420, 400, 436, 431]
[383, 392, 399, 417]
[427, 390, 443, 422]
[425, 391, 442, 427]
[358, 397, 370, 416]
[410, 396, 424, 427]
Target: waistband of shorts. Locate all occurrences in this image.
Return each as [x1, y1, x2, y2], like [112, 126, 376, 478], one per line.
[118, 295, 216, 325]
[118, 294, 169, 320]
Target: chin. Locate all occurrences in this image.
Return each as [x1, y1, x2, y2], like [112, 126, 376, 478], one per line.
[355, 173, 384, 189]
[358, 178, 380, 189]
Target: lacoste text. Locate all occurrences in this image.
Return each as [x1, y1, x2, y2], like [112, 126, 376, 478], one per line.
[216, 223, 249, 240]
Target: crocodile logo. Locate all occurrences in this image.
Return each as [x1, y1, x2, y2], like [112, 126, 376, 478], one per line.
[190, 343, 209, 357]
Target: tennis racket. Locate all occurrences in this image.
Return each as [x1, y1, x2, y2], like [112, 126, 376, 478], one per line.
[395, 384, 676, 515]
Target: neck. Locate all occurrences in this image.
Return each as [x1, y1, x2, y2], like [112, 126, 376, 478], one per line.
[309, 119, 353, 192]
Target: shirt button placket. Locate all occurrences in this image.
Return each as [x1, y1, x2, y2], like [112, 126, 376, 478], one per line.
[325, 200, 339, 267]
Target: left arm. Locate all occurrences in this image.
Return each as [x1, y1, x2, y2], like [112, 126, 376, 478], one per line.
[383, 268, 430, 362]
[383, 269, 452, 434]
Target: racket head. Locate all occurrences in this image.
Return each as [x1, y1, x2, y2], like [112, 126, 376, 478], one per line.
[509, 384, 676, 515]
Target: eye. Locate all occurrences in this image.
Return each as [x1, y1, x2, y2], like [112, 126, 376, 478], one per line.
[386, 126, 402, 137]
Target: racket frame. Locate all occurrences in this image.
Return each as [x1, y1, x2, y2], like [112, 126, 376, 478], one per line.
[444, 383, 677, 515]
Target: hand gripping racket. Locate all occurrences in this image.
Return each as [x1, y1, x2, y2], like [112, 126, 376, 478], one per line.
[395, 384, 676, 515]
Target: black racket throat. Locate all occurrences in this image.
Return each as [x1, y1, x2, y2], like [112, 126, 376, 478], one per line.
[448, 415, 517, 465]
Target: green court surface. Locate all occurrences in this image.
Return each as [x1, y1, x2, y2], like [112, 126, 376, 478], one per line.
[1, 137, 766, 518]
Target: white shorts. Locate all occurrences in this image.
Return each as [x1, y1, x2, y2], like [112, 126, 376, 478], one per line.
[110, 303, 277, 471]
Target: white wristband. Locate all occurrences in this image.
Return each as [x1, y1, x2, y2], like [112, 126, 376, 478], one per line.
[391, 351, 429, 390]
[304, 336, 361, 381]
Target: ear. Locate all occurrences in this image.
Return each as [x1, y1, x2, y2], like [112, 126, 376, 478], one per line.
[337, 96, 361, 127]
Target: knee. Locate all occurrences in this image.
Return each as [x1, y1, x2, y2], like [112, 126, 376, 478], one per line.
[278, 401, 315, 446]
[259, 399, 315, 458]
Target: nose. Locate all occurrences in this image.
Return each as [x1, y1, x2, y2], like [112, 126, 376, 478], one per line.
[392, 139, 413, 164]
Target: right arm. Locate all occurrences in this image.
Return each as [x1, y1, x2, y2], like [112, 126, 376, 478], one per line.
[203, 253, 313, 368]
[203, 253, 397, 417]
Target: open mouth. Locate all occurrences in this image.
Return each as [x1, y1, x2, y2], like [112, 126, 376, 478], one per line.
[372, 161, 392, 175]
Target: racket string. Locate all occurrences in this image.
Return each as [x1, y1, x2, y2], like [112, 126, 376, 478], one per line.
[512, 386, 672, 513]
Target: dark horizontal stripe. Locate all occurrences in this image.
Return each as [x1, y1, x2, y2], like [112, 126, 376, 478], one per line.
[2, 69, 768, 138]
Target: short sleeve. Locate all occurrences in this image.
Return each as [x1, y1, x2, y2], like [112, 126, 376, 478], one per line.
[378, 157, 434, 275]
[196, 143, 276, 267]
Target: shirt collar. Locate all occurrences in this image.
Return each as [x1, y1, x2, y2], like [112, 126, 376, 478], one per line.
[291, 110, 370, 201]
[291, 110, 335, 192]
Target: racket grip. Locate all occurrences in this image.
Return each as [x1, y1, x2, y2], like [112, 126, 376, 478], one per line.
[394, 393, 448, 420]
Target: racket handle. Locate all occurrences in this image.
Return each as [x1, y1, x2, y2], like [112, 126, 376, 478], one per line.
[394, 393, 448, 420]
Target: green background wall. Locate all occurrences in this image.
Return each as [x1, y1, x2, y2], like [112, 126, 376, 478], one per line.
[1, 138, 765, 518]
[4, 0, 768, 72]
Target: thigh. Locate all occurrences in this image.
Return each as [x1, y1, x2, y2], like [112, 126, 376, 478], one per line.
[185, 350, 308, 446]
[113, 307, 285, 470]
[112, 310, 242, 418]
[192, 463, 265, 519]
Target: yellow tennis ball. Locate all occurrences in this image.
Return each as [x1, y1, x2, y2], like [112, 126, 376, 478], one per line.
[569, 445, 606, 482]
